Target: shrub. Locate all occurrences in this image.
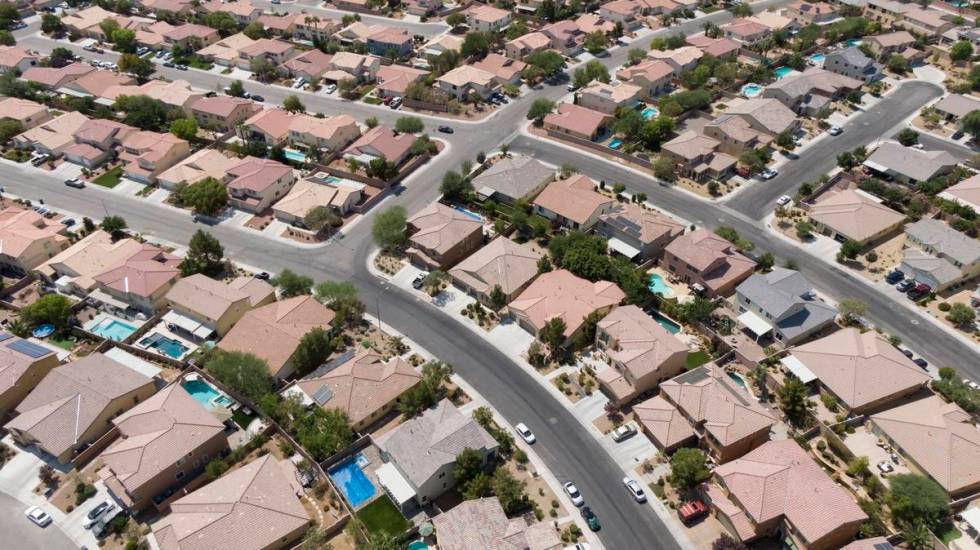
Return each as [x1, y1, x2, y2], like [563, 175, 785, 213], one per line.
[938, 302, 951, 312]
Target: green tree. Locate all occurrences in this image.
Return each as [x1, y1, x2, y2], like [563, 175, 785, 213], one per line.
[282, 94, 305, 113]
[837, 298, 867, 323]
[100, 215, 128, 240]
[292, 327, 333, 376]
[394, 116, 424, 133]
[47, 47, 75, 68]
[731, 3, 752, 17]
[897, 127, 919, 146]
[653, 157, 675, 181]
[179, 230, 225, 277]
[795, 220, 812, 239]
[639, 115, 675, 150]
[492, 466, 528, 515]
[169, 117, 198, 140]
[205, 350, 274, 403]
[118, 53, 155, 79]
[839, 238, 862, 260]
[946, 302, 976, 328]
[524, 50, 564, 75]
[583, 30, 608, 54]
[304, 205, 342, 233]
[627, 47, 646, 65]
[204, 11, 238, 36]
[227, 80, 246, 97]
[888, 474, 950, 529]
[445, 12, 465, 28]
[399, 361, 452, 416]
[776, 131, 796, 150]
[489, 285, 506, 311]
[887, 54, 910, 74]
[460, 31, 491, 58]
[573, 59, 610, 88]
[99, 17, 120, 42]
[539, 317, 566, 357]
[950, 40, 973, 62]
[0, 119, 22, 144]
[757, 252, 775, 272]
[314, 280, 365, 328]
[20, 294, 72, 330]
[526, 98, 555, 124]
[111, 28, 136, 53]
[440, 170, 471, 201]
[453, 447, 485, 488]
[114, 95, 174, 130]
[961, 109, 980, 140]
[776, 376, 811, 427]
[372, 205, 408, 250]
[712, 533, 748, 550]
[670, 448, 711, 491]
[272, 269, 314, 297]
[41, 13, 66, 35]
[903, 520, 933, 550]
[243, 20, 265, 40]
[178, 177, 228, 217]
[249, 57, 278, 82]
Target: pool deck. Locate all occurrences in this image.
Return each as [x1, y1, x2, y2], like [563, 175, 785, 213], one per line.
[645, 265, 691, 302]
[139, 320, 199, 360]
[83, 312, 143, 340]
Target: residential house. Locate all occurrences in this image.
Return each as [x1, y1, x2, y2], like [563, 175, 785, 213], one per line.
[237, 39, 297, 71]
[634, 394, 697, 453]
[257, 13, 301, 37]
[242, 109, 294, 145]
[709, 440, 867, 549]
[4, 354, 155, 464]
[707, 98, 799, 147]
[898, 7, 953, 36]
[404, 0, 442, 16]
[599, 0, 640, 29]
[781, 328, 930, 415]
[541, 20, 586, 56]
[0, 46, 39, 74]
[595, 305, 689, 405]
[34, 231, 150, 295]
[574, 13, 615, 35]
[938, 173, 980, 213]
[0, 333, 59, 421]
[933, 93, 980, 122]
[272, 176, 362, 227]
[375, 64, 428, 98]
[663, 229, 757, 297]
[13, 111, 90, 157]
[101, 79, 206, 114]
[366, 27, 413, 57]
[20, 62, 94, 90]
[227, 275, 276, 308]
[465, 4, 512, 32]
[375, 399, 498, 508]
[149, 455, 310, 549]
[334, 22, 390, 46]
[197, 0, 262, 23]
[504, 32, 551, 60]
[437, 65, 498, 100]
[733, 268, 837, 345]
[198, 33, 256, 67]
[279, 49, 333, 81]
[217, 295, 336, 380]
[450, 236, 543, 306]
[134, 21, 175, 50]
[343, 125, 414, 166]
[63, 6, 132, 38]
[578, 82, 642, 114]
[91, 246, 181, 316]
[406, 201, 484, 270]
[422, 34, 464, 58]
[0, 97, 51, 130]
[869, 395, 980, 498]
[806, 188, 905, 245]
[99, 384, 227, 512]
[0, 208, 69, 275]
[509, 269, 625, 343]
[472, 53, 526, 87]
[471, 154, 554, 204]
[865, 30, 915, 57]
[157, 149, 239, 190]
[748, 10, 797, 32]
[119, 131, 191, 184]
[901, 218, 980, 292]
[532, 174, 614, 230]
[687, 34, 741, 60]
[615, 59, 674, 98]
[226, 157, 296, 213]
[721, 18, 771, 44]
[783, 1, 838, 24]
[660, 131, 737, 182]
[163, 23, 219, 50]
[647, 46, 703, 76]
[63, 70, 135, 98]
[432, 497, 561, 550]
[286, 349, 421, 432]
[655, 364, 777, 461]
[596, 202, 684, 261]
[762, 68, 862, 114]
[823, 47, 882, 82]
[63, 118, 136, 170]
[542, 103, 613, 141]
[863, 0, 909, 27]
[165, 273, 260, 340]
[863, 142, 957, 184]
[323, 52, 381, 83]
[287, 114, 361, 152]
[190, 96, 260, 132]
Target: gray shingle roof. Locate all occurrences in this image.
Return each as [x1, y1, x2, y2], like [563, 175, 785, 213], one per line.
[905, 218, 980, 266]
[736, 268, 837, 340]
[472, 155, 555, 202]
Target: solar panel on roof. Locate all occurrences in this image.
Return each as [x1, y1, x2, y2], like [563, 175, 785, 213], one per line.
[0, 332, 13, 342]
[304, 350, 356, 379]
[312, 385, 334, 405]
[873, 544, 894, 550]
[7, 339, 52, 358]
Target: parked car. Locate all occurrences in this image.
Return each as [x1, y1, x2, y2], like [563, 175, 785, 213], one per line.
[562, 545, 591, 550]
[913, 358, 928, 369]
[884, 269, 904, 284]
[25, 506, 52, 527]
[876, 461, 894, 474]
[677, 500, 708, 525]
[30, 154, 49, 166]
[611, 423, 636, 442]
[911, 143, 924, 150]
[64, 178, 85, 188]
[901, 349, 913, 359]
[438, 126, 454, 134]
[324, 83, 337, 94]
[952, 130, 964, 140]
[776, 195, 792, 207]
[162, 61, 174, 68]
[250, 94, 265, 102]
[622, 477, 646, 503]
[580, 506, 600, 531]
[895, 279, 915, 292]
[828, 125, 843, 136]
[566, 84, 578, 92]
[906, 282, 930, 300]
[412, 273, 426, 290]
[63, 218, 76, 227]
[563, 481, 584, 507]
[255, 271, 271, 280]
[205, 90, 217, 97]
[760, 169, 778, 180]
[175, 64, 188, 71]
[514, 422, 535, 444]
[83, 502, 116, 529]
[389, 97, 402, 109]
[291, 77, 305, 89]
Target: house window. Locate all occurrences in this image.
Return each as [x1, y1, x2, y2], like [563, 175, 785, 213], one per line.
[175, 471, 186, 481]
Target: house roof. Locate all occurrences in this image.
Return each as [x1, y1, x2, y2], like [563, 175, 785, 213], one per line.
[902, 7, 948, 29]
[466, 3, 511, 23]
[240, 38, 294, 57]
[0, 332, 56, 398]
[244, 108, 293, 142]
[647, 46, 703, 68]
[906, 218, 980, 267]
[344, 125, 413, 161]
[827, 46, 874, 68]
[543, 102, 610, 137]
[163, 23, 217, 41]
[580, 81, 642, 105]
[158, 149, 239, 187]
[598, 202, 684, 245]
[99, 383, 224, 500]
[407, 202, 483, 256]
[227, 157, 292, 193]
[867, 30, 915, 49]
[634, 394, 696, 449]
[808, 189, 905, 242]
[596, 305, 688, 400]
[722, 97, 798, 135]
[661, 363, 776, 448]
[901, 248, 963, 286]
[715, 440, 867, 546]
[664, 229, 756, 292]
[575, 13, 614, 34]
[257, 13, 300, 32]
[66, 69, 135, 96]
[871, 395, 980, 495]
[533, 174, 612, 226]
[294, 349, 421, 426]
[374, 64, 428, 95]
[721, 18, 770, 38]
[151, 455, 309, 550]
[471, 154, 554, 201]
[662, 130, 720, 160]
[166, 274, 252, 322]
[21, 62, 95, 88]
[375, 399, 497, 487]
[473, 53, 526, 81]
[735, 268, 836, 340]
[288, 113, 358, 145]
[616, 59, 674, 84]
[94, 246, 181, 299]
[764, 67, 861, 100]
[509, 269, 624, 337]
[933, 94, 980, 119]
[226, 276, 275, 307]
[438, 64, 496, 88]
[0, 207, 68, 260]
[36, 231, 147, 290]
[198, 33, 256, 62]
[788, 328, 930, 410]
[5, 354, 153, 458]
[15, 111, 89, 152]
[939, 173, 980, 212]
[449, 236, 542, 297]
[0, 97, 48, 124]
[191, 95, 257, 118]
[0, 46, 38, 70]
[218, 295, 336, 375]
[74, 118, 135, 144]
[506, 31, 551, 52]
[272, 178, 358, 218]
[279, 48, 333, 77]
[432, 497, 561, 550]
[865, 142, 958, 182]
[686, 34, 741, 57]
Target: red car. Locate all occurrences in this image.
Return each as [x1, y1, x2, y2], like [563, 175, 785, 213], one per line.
[678, 500, 709, 525]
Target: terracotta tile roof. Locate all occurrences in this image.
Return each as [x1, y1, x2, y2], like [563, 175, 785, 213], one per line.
[158, 149, 239, 187]
[450, 236, 542, 297]
[227, 157, 292, 193]
[244, 108, 293, 142]
[151, 455, 309, 550]
[506, 31, 551, 52]
[664, 229, 757, 292]
[715, 440, 867, 545]
[376, 64, 428, 95]
[257, 13, 300, 32]
[5, 354, 153, 459]
[808, 189, 905, 243]
[198, 0, 260, 17]
[686, 34, 740, 57]
[616, 59, 674, 83]
[67, 70, 135, 96]
[466, 4, 511, 23]
[240, 38, 293, 57]
[20, 63, 94, 88]
[407, 202, 483, 256]
[634, 394, 696, 449]
[721, 18, 770, 38]
[533, 174, 612, 226]
[191, 95, 257, 118]
[74, 118, 135, 144]
[279, 49, 333, 77]
[0, 46, 39, 70]
[472, 53, 526, 81]
[94, 246, 181, 299]
[198, 33, 255, 63]
[432, 497, 560, 550]
[647, 46, 703, 68]
[164, 23, 217, 41]
[598, 202, 684, 244]
[15, 111, 89, 152]
[510, 269, 624, 337]
[0, 207, 68, 260]
[940, 173, 980, 211]
[226, 276, 275, 307]
[596, 305, 688, 394]
[343, 125, 413, 162]
[0, 332, 56, 398]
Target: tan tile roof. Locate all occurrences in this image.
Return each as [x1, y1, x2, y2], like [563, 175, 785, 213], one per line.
[99, 383, 225, 499]
[244, 108, 293, 142]
[721, 18, 770, 38]
[198, 0, 260, 17]
[634, 394, 695, 449]
[166, 274, 252, 322]
[871, 394, 980, 495]
[788, 328, 930, 411]
[596, 305, 688, 394]
[580, 81, 642, 104]
[0, 333, 56, 398]
[510, 269, 624, 337]
[257, 13, 300, 32]
[664, 229, 757, 292]
[21, 62, 95, 88]
[344, 125, 413, 162]
[163, 23, 217, 41]
[37, 231, 146, 289]
[94, 246, 181, 299]
[533, 174, 612, 226]
[616, 59, 674, 84]
[198, 33, 256, 63]
[218, 296, 336, 375]
[226, 276, 275, 307]
[438, 64, 496, 88]
[0, 207, 68, 260]
[507, 31, 551, 52]
[940, 173, 980, 211]
[647, 46, 703, 68]
[279, 49, 333, 77]
[662, 130, 720, 160]
[288, 113, 359, 144]
[432, 497, 560, 550]
[240, 38, 294, 57]
[407, 202, 483, 256]
[376, 64, 428, 95]
[450, 236, 542, 298]
[722, 97, 798, 135]
[0, 97, 48, 124]
[687, 34, 741, 57]
[191, 95, 257, 118]
[5, 354, 153, 459]
[466, 3, 511, 23]
[151, 455, 309, 550]
[158, 149, 239, 187]
[808, 189, 905, 242]
[272, 178, 357, 218]
[598, 202, 684, 245]
[574, 13, 614, 34]
[74, 118, 135, 144]
[867, 30, 915, 48]
[15, 111, 89, 152]
[227, 157, 293, 193]
[0, 45, 38, 71]
[715, 440, 867, 545]
[472, 53, 526, 81]
[295, 349, 421, 426]
[67, 70, 135, 96]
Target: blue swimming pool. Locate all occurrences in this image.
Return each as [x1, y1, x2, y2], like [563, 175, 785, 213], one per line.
[140, 333, 189, 358]
[641, 106, 659, 120]
[741, 83, 763, 98]
[283, 149, 307, 163]
[90, 318, 137, 341]
[727, 371, 748, 390]
[774, 66, 797, 80]
[809, 53, 825, 65]
[452, 205, 483, 221]
[329, 455, 376, 508]
[649, 310, 681, 334]
[407, 542, 429, 550]
[182, 378, 234, 410]
[32, 323, 55, 338]
[846, 38, 862, 47]
[648, 274, 673, 297]
[609, 138, 623, 149]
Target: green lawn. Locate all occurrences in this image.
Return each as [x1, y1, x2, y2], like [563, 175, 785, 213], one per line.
[685, 350, 711, 370]
[356, 496, 409, 537]
[231, 408, 254, 430]
[935, 522, 961, 545]
[93, 166, 123, 188]
[48, 335, 77, 350]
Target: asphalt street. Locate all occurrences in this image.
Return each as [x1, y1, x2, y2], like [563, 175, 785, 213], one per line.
[905, 131, 977, 162]
[0, 492, 78, 550]
[253, 0, 450, 36]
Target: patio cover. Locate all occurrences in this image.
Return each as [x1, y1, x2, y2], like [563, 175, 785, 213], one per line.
[780, 355, 818, 384]
[104, 347, 162, 379]
[607, 237, 641, 259]
[863, 159, 890, 174]
[376, 462, 415, 508]
[89, 288, 131, 311]
[737, 309, 772, 337]
[962, 507, 980, 540]
[163, 310, 214, 340]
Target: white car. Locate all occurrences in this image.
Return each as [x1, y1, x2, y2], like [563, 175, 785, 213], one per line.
[611, 423, 636, 442]
[83, 502, 116, 529]
[776, 195, 792, 207]
[876, 461, 895, 474]
[828, 125, 842, 136]
[25, 506, 52, 527]
[514, 422, 535, 444]
[563, 545, 591, 550]
[324, 83, 337, 94]
[760, 169, 778, 180]
[291, 77, 305, 89]
[623, 476, 646, 503]
[563, 481, 584, 507]
[911, 143, 924, 150]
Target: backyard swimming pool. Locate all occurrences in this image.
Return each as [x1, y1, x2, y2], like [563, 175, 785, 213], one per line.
[741, 83, 763, 97]
[809, 53, 826, 65]
[452, 205, 483, 221]
[89, 317, 137, 341]
[407, 542, 429, 550]
[774, 66, 797, 79]
[329, 455, 377, 508]
[283, 149, 307, 163]
[649, 310, 681, 334]
[846, 38, 862, 47]
[647, 274, 673, 297]
[727, 371, 748, 390]
[641, 106, 659, 120]
[140, 333, 189, 358]
[181, 377, 235, 410]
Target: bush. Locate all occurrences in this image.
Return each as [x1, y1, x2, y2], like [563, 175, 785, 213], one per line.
[938, 302, 951, 312]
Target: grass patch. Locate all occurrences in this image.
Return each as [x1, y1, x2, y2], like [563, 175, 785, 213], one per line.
[356, 496, 409, 537]
[363, 96, 382, 105]
[93, 166, 123, 188]
[935, 522, 961, 545]
[685, 350, 711, 370]
[649, 482, 665, 499]
[232, 408, 254, 430]
[3, 149, 29, 163]
[48, 335, 77, 350]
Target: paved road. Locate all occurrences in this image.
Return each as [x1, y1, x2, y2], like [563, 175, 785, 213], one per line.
[725, 81, 945, 216]
[0, 492, 78, 550]
[903, 131, 977, 162]
[254, 0, 450, 36]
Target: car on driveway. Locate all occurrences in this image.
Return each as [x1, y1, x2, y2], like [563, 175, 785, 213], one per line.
[611, 423, 636, 442]
[412, 273, 426, 290]
[895, 279, 914, 293]
[563, 481, 584, 506]
[562, 544, 590, 550]
[25, 506, 52, 527]
[514, 422, 535, 444]
[760, 169, 778, 180]
[255, 271, 271, 280]
[64, 177, 85, 189]
[250, 95, 265, 102]
[906, 282, 930, 300]
[83, 501, 115, 529]
[580, 506, 600, 531]
[389, 97, 402, 109]
[828, 125, 842, 136]
[622, 476, 646, 503]
[884, 269, 904, 284]
[324, 83, 337, 94]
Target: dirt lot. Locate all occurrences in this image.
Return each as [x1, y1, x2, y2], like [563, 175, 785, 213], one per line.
[849, 233, 907, 283]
